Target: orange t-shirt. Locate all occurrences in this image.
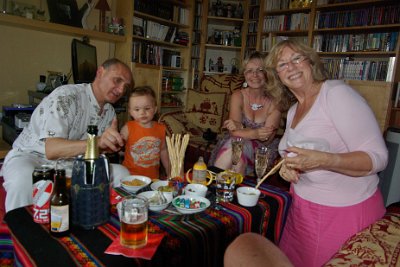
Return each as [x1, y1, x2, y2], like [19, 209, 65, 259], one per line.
[122, 120, 166, 180]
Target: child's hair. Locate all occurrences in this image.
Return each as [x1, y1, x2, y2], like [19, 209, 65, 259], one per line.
[128, 86, 157, 105]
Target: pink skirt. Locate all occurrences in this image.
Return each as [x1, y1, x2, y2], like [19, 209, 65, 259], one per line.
[279, 188, 386, 267]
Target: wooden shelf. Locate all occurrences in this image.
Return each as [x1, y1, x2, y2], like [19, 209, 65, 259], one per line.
[0, 13, 126, 42]
[205, 44, 242, 50]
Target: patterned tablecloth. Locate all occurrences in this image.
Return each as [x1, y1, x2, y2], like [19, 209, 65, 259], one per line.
[4, 177, 291, 267]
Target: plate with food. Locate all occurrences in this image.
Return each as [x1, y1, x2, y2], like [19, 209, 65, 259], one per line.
[172, 195, 210, 214]
[120, 175, 151, 193]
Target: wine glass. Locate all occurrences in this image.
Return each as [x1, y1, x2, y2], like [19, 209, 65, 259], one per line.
[255, 147, 269, 184]
[231, 137, 243, 172]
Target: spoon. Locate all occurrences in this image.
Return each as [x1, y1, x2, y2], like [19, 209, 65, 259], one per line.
[255, 158, 285, 189]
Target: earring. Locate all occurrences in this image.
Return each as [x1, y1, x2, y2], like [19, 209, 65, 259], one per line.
[243, 81, 248, 88]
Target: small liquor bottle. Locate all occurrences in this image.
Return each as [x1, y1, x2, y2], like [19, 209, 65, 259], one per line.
[50, 169, 70, 237]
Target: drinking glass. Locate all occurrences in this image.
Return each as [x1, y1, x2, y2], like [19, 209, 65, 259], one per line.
[120, 196, 149, 249]
[231, 137, 243, 172]
[255, 147, 270, 184]
[55, 157, 75, 191]
[215, 173, 236, 203]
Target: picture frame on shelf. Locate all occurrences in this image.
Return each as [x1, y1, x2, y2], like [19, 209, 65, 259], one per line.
[47, 0, 81, 27]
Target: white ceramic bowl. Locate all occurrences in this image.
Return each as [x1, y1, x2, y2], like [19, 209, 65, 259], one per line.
[120, 175, 151, 193]
[172, 195, 210, 214]
[150, 180, 174, 198]
[137, 191, 173, 212]
[236, 186, 261, 207]
[184, 184, 208, 198]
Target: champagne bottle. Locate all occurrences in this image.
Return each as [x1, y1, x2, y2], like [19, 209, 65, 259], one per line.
[84, 125, 99, 184]
[50, 169, 70, 237]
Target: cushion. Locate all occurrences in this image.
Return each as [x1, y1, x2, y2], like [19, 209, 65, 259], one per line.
[159, 111, 204, 136]
[324, 208, 400, 266]
[185, 89, 227, 133]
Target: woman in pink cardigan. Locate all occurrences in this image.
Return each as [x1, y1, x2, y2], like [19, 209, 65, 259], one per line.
[224, 40, 387, 267]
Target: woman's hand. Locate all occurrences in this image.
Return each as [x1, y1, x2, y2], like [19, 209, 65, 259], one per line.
[279, 163, 299, 183]
[223, 119, 243, 131]
[256, 126, 276, 142]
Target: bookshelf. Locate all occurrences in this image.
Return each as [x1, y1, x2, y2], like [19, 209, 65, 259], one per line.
[191, 0, 203, 90]
[256, 0, 400, 131]
[197, 0, 249, 77]
[245, 0, 263, 58]
[115, 0, 194, 114]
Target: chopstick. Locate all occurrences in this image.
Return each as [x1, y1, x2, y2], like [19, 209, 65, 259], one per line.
[255, 158, 285, 189]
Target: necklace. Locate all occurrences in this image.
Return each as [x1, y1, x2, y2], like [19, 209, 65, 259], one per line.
[246, 89, 265, 111]
[251, 103, 264, 111]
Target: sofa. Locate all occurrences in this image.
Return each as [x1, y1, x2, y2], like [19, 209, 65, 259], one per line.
[159, 73, 245, 170]
[325, 201, 400, 266]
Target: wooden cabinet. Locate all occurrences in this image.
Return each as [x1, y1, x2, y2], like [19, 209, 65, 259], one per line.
[115, 0, 194, 115]
[196, 0, 248, 77]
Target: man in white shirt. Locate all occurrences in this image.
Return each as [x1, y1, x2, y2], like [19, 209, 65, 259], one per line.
[2, 58, 133, 212]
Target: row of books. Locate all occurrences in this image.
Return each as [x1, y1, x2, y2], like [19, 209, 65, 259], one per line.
[134, 17, 178, 43]
[248, 21, 258, 33]
[248, 6, 260, 20]
[313, 32, 399, 53]
[132, 42, 180, 67]
[321, 57, 395, 82]
[246, 35, 257, 48]
[191, 44, 200, 58]
[264, 0, 294, 11]
[263, 13, 309, 32]
[315, 5, 400, 29]
[193, 16, 202, 31]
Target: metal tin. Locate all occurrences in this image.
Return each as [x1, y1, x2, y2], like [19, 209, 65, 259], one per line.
[32, 165, 55, 224]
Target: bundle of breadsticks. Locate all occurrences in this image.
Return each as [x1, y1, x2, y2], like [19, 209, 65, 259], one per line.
[166, 133, 190, 179]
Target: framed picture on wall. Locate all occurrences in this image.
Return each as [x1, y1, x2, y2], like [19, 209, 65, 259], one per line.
[47, 0, 81, 27]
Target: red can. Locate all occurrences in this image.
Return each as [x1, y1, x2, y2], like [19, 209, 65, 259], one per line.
[32, 165, 55, 224]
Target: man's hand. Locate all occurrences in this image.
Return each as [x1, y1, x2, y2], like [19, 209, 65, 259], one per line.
[98, 118, 124, 153]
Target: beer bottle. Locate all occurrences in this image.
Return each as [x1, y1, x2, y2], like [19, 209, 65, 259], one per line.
[84, 125, 99, 184]
[50, 169, 70, 237]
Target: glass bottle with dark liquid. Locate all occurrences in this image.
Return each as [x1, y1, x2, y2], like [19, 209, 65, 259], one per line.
[50, 169, 70, 237]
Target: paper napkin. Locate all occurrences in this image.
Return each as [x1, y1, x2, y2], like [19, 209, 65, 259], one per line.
[105, 233, 165, 260]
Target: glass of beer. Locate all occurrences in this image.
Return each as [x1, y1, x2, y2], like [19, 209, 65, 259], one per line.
[120, 196, 149, 249]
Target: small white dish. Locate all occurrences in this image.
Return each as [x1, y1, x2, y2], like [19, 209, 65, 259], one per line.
[150, 180, 169, 191]
[150, 180, 174, 197]
[172, 195, 210, 214]
[120, 175, 151, 193]
[184, 184, 208, 198]
[236, 186, 261, 207]
[137, 191, 173, 212]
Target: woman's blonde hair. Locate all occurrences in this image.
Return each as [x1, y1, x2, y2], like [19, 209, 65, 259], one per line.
[264, 40, 328, 109]
[242, 51, 292, 112]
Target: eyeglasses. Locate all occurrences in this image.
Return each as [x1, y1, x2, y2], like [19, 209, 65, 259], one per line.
[276, 55, 307, 73]
[243, 68, 264, 76]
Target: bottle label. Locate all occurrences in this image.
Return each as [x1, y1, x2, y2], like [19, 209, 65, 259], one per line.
[33, 180, 53, 224]
[50, 205, 69, 233]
